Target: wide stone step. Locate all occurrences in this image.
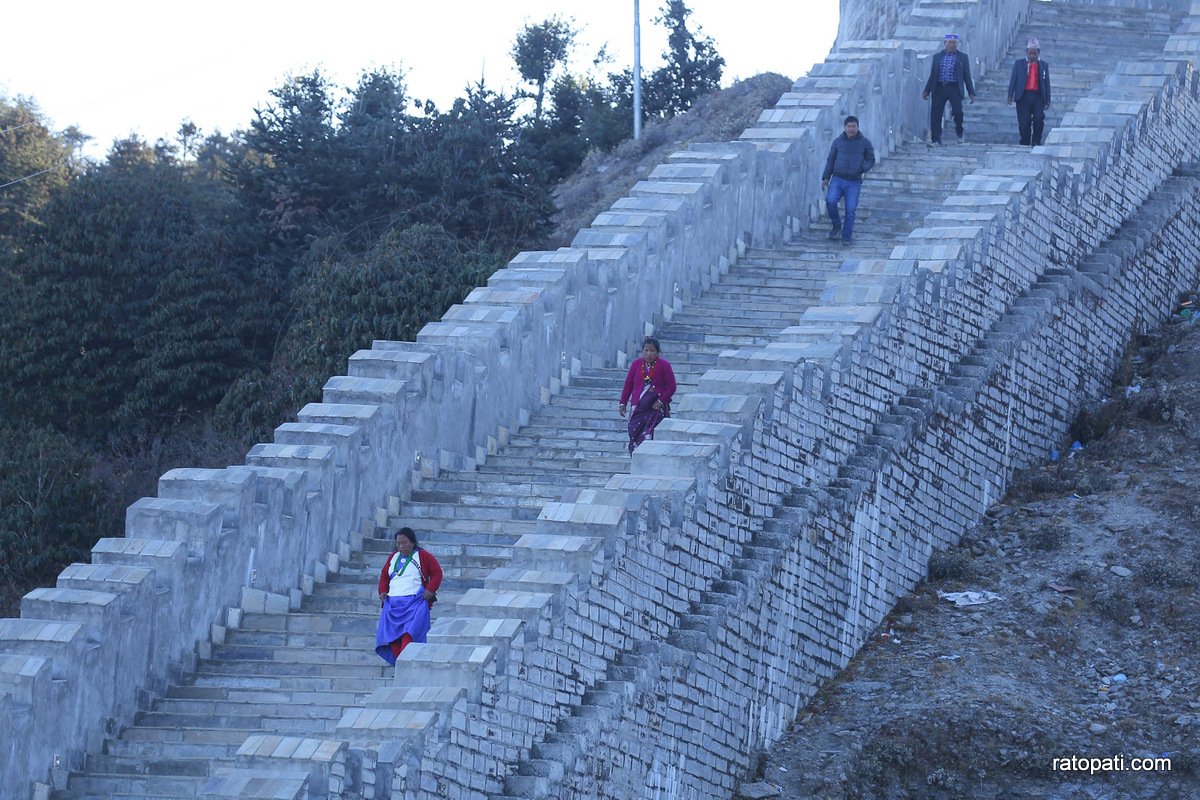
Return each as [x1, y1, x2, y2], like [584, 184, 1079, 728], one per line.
[697, 275, 833, 291]
[471, 465, 624, 484]
[363, 528, 523, 550]
[237, 610, 377, 634]
[84, 752, 221, 778]
[481, 454, 628, 472]
[145, 697, 348, 724]
[98, 738, 245, 764]
[542, 395, 628, 410]
[498, 438, 629, 456]
[409, 481, 561, 503]
[500, 423, 627, 443]
[386, 501, 544, 521]
[166, 683, 370, 707]
[195, 650, 389, 677]
[299, 592, 463, 616]
[210, 641, 382, 669]
[666, 314, 803, 330]
[57, 773, 205, 799]
[408, 485, 566, 506]
[386, 515, 541, 535]
[225, 627, 377, 650]
[188, 671, 383, 693]
[666, 318, 795, 333]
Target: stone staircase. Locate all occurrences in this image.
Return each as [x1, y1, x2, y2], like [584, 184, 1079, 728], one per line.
[52, 145, 985, 800]
[49, 2, 1189, 799]
[953, 2, 1181, 145]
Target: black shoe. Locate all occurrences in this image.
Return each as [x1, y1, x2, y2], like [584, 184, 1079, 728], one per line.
[841, 238, 852, 247]
[828, 226, 842, 240]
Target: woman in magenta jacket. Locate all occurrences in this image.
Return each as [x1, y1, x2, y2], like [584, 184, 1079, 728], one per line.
[619, 336, 677, 453]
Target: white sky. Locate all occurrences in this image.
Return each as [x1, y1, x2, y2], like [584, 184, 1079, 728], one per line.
[1, 1, 839, 159]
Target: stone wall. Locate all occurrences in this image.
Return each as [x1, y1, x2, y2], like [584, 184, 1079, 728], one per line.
[5, 0, 1200, 797]
[493, 44, 1200, 800]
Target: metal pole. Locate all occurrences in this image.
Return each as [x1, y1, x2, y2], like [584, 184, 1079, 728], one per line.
[633, 0, 642, 140]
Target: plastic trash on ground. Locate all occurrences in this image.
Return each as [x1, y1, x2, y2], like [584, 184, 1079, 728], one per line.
[937, 590, 1004, 607]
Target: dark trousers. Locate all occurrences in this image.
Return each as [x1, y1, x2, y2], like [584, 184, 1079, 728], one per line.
[930, 83, 964, 143]
[1015, 93, 1046, 146]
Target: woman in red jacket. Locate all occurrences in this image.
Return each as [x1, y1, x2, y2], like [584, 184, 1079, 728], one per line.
[619, 336, 677, 454]
[375, 527, 443, 665]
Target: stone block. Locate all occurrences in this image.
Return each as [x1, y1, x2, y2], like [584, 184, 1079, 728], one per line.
[510, 533, 606, 573]
[125, 496, 223, 559]
[392, 643, 497, 703]
[157, 468, 255, 535]
[321, 375, 408, 412]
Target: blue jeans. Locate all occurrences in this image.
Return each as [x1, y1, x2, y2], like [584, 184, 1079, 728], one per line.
[826, 176, 861, 242]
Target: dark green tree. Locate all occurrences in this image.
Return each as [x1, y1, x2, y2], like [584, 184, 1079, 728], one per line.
[512, 17, 577, 120]
[0, 97, 82, 245]
[334, 68, 413, 245]
[399, 82, 552, 251]
[235, 71, 339, 248]
[215, 223, 501, 444]
[582, 69, 636, 152]
[0, 139, 271, 440]
[0, 424, 116, 616]
[646, 0, 725, 118]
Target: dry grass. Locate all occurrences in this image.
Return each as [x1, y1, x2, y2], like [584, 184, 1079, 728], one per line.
[541, 73, 793, 249]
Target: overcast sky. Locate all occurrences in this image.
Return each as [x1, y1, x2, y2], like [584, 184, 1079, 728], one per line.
[2, 1, 839, 158]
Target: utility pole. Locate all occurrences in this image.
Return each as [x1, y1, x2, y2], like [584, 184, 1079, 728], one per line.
[633, 0, 642, 139]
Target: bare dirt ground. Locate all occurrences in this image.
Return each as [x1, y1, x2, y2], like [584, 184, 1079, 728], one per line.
[751, 305, 1200, 800]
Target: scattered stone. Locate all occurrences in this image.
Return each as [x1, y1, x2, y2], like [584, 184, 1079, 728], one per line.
[1110, 565, 1133, 577]
[736, 782, 782, 800]
[1089, 722, 1108, 734]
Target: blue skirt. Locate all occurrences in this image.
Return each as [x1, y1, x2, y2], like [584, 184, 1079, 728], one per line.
[375, 592, 431, 665]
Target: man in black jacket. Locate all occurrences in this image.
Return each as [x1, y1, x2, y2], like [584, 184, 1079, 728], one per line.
[1007, 37, 1051, 146]
[821, 115, 875, 247]
[921, 33, 976, 145]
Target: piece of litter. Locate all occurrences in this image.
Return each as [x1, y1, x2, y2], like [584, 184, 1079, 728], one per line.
[937, 590, 1004, 607]
[938, 654, 961, 661]
[1047, 583, 1077, 593]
